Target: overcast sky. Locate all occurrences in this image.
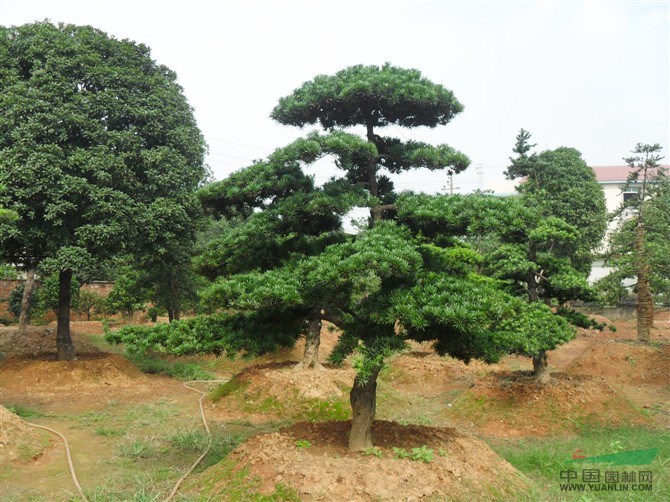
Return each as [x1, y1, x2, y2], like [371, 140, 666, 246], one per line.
[2, 0, 669, 194]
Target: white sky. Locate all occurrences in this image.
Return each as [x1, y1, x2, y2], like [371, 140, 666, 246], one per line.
[2, 0, 669, 195]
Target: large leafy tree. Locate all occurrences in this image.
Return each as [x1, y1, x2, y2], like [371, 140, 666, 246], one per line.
[597, 144, 669, 341]
[506, 130, 607, 272]
[0, 22, 207, 359]
[271, 64, 470, 222]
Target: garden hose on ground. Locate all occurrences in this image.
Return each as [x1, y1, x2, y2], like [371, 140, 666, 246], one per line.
[22, 378, 228, 502]
[24, 421, 90, 502]
[166, 379, 228, 501]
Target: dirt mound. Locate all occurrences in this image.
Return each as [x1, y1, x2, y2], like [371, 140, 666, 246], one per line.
[449, 371, 647, 438]
[230, 361, 355, 401]
[0, 325, 103, 359]
[0, 406, 51, 462]
[567, 340, 670, 384]
[0, 354, 147, 393]
[603, 317, 670, 342]
[386, 351, 500, 396]
[253, 364, 354, 401]
[191, 420, 527, 501]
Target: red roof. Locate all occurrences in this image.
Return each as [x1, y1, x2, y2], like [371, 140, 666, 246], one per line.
[592, 165, 668, 183]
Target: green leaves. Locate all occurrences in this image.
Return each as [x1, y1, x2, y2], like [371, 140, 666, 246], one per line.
[506, 136, 607, 260]
[272, 64, 464, 129]
[106, 311, 301, 358]
[1, 21, 206, 273]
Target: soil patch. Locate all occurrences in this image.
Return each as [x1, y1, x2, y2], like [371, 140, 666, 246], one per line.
[243, 362, 355, 401]
[0, 325, 104, 360]
[0, 354, 146, 392]
[448, 371, 648, 438]
[567, 339, 670, 385]
[384, 351, 500, 397]
[191, 420, 528, 501]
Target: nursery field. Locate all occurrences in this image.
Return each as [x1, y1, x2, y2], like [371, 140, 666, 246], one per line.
[1, 314, 669, 501]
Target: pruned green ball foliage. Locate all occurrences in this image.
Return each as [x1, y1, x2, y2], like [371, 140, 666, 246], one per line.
[112, 213, 574, 371]
[271, 64, 464, 130]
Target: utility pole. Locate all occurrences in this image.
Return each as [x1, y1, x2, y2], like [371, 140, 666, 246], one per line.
[446, 171, 460, 195]
[476, 163, 484, 191]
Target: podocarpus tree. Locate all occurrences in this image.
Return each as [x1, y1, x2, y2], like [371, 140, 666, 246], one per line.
[0, 22, 206, 359]
[501, 130, 606, 380]
[597, 144, 669, 342]
[107, 67, 574, 450]
[271, 64, 470, 222]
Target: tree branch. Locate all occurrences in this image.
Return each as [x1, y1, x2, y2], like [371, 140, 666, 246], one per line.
[319, 307, 345, 328]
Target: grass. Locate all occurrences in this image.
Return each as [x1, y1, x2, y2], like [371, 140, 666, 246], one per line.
[95, 427, 125, 437]
[78, 473, 165, 501]
[376, 383, 445, 426]
[78, 411, 109, 424]
[5, 403, 48, 419]
[210, 376, 249, 401]
[210, 375, 350, 422]
[118, 438, 160, 460]
[126, 354, 214, 381]
[184, 458, 301, 501]
[168, 427, 244, 470]
[303, 398, 349, 422]
[489, 426, 670, 501]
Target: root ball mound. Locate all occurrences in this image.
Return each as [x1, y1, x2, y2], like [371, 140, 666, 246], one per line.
[0, 354, 147, 393]
[567, 341, 670, 384]
[190, 420, 528, 501]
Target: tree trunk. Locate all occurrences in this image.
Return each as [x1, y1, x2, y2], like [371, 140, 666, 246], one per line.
[168, 308, 174, 323]
[532, 350, 549, 384]
[169, 280, 181, 322]
[295, 316, 323, 370]
[366, 120, 381, 226]
[635, 223, 654, 342]
[348, 366, 381, 451]
[18, 268, 36, 335]
[56, 269, 75, 361]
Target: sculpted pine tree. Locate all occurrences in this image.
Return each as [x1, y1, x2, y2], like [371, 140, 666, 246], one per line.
[599, 144, 669, 342]
[108, 68, 573, 451]
[0, 22, 206, 359]
[504, 130, 606, 381]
